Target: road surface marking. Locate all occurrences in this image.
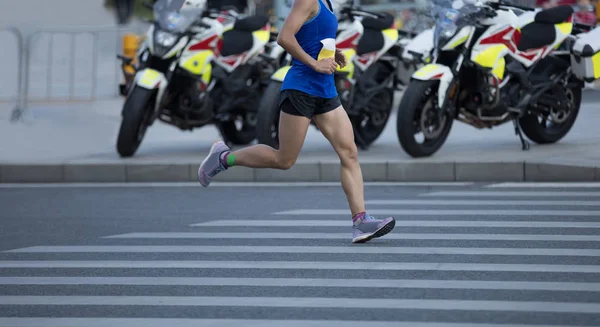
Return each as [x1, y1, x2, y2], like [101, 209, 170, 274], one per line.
[1, 277, 598, 291]
[421, 191, 600, 197]
[364, 199, 600, 206]
[0, 182, 473, 188]
[191, 220, 600, 228]
[0, 296, 598, 313]
[486, 182, 600, 188]
[6, 245, 600, 256]
[0, 261, 597, 272]
[104, 232, 600, 241]
[0, 318, 578, 327]
[272, 209, 600, 216]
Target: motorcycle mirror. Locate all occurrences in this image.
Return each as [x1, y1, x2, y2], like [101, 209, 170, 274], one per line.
[452, 0, 465, 9]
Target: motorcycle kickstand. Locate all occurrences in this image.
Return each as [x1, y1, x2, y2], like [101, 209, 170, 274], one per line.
[512, 117, 530, 151]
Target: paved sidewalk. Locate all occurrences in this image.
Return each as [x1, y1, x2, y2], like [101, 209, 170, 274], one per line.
[1, 90, 600, 182]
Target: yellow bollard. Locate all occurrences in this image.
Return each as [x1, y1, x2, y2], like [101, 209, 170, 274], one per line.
[122, 33, 139, 76]
[119, 33, 140, 96]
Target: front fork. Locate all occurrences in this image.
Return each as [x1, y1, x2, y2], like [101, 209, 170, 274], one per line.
[436, 52, 464, 120]
[118, 55, 137, 97]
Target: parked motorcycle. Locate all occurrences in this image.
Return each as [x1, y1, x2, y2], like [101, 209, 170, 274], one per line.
[115, 0, 276, 157]
[256, 4, 418, 150]
[396, 0, 595, 158]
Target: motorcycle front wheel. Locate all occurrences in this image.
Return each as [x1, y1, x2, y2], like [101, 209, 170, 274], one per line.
[256, 81, 282, 149]
[396, 79, 453, 158]
[116, 86, 155, 157]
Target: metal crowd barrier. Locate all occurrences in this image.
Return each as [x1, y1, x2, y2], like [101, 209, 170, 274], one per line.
[19, 25, 142, 110]
[0, 26, 25, 122]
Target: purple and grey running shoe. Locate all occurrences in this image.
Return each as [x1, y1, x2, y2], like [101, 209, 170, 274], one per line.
[197, 141, 230, 187]
[352, 214, 395, 243]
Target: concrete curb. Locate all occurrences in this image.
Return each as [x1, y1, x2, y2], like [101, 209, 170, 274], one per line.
[1, 161, 599, 183]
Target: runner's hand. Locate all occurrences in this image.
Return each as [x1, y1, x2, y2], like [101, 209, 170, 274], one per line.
[313, 58, 337, 74]
[335, 49, 346, 68]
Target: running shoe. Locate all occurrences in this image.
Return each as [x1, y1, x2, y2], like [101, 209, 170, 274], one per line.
[352, 214, 395, 243]
[197, 141, 230, 187]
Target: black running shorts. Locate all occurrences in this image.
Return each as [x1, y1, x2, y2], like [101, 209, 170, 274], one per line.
[278, 89, 341, 119]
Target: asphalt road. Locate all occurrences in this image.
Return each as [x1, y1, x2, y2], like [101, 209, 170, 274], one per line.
[1, 181, 600, 326]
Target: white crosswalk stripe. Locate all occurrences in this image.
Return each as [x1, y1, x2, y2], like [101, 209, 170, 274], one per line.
[1, 185, 600, 326]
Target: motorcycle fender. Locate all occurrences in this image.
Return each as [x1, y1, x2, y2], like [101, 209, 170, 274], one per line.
[271, 65, 291, 82]
[135, 68, 167, 90]
[179, 50, 214, 85]
[412, 64, 453, 108]
[132, 68, 168, 115]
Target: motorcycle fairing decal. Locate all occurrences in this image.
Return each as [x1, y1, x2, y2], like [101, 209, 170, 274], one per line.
[162, 36, 190, 59]
[478, 26, 520, 53]
[189, 35, 220, 51]
[412, 64, 453, 109]
[253, 30, 270, 43]
[471, 44, 509, 81]
[355, 28, 398, 71]
[413, 64, 447, 80]
[180, 50, 213, 84]
[136, 68, 167, 89]
[336, 32, 361, 49]
[382, 28, 399, 43]
[441, 26, 473, 51]
[337, 49, 356, 78]
[271, 65, 291, 82]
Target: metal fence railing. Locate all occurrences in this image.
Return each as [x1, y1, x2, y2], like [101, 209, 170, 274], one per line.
[3, 24, 145, 122]
[0, 26, 25, 122]
[20, 25, 143, 107]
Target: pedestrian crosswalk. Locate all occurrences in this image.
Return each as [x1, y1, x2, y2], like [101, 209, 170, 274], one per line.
[1, 184, 600, 326]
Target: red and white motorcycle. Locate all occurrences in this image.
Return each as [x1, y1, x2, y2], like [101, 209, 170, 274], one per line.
[115, 0, 276, 157]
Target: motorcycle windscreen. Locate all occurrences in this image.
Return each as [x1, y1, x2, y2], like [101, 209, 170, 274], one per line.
[153, 0, 204, 33]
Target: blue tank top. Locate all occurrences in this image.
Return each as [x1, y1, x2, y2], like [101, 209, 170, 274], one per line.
[280, 0, 338, 98]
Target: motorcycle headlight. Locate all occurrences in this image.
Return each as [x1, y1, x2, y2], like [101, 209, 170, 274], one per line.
[155, 30, 178, 47]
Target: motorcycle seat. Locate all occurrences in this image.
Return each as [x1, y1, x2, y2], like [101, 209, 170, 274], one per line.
[534, 5, 573, 24]
[234, 15, 269, 32]
[361, 13, 394, 31]
[221, 29, 254, 56]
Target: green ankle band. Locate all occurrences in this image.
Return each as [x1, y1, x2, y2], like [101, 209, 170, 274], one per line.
[226, 153, 236, 167]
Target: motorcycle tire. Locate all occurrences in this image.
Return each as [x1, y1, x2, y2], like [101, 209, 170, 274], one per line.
[396, 79, 453, 158]
[256, 81, 282, 149]
[116, 86, 155, 157]
[220, 115, 257, 146]
[519, 86, 582, 144]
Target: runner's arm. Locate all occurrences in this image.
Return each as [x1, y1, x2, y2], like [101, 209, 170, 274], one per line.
[277, 0, 319, 70]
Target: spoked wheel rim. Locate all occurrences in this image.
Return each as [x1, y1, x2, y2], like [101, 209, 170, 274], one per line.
[233, 111, 258, 133]
[412, 87, 448, 145]
[534, 89, 574, 135]
[354, 90, 392, 143]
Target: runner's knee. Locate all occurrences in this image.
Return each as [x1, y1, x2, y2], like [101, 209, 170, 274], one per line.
[275, 152, 297, 170]
[338, 141, 358, 166]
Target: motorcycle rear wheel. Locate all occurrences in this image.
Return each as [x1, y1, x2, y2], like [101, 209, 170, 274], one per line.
[116, 86, 155, 157]
[220, 112, 257, 146]
[519, 86, 582, 144]
[396, 79, 453, 158]
[256, 81, 282, 149]
[351, 87, 393, 148]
